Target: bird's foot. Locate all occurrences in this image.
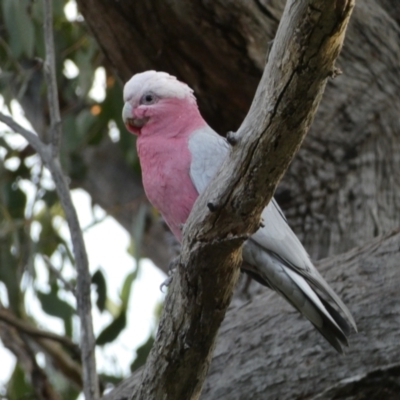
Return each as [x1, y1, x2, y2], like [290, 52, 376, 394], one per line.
[160, 274, 174, 292]
[159, 256, 180, 292]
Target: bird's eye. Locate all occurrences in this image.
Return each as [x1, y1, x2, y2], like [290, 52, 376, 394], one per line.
[141, 93, 157, 105]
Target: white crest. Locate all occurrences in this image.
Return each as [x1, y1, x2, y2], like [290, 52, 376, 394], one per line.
[123, 70, 195, 103]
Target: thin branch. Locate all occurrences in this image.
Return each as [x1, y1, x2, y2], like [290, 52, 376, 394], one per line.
[42, 0, 99, 396]
[0, 308, 80, 358]
[0, 112, 50, 159]
[43, 0, 62, 156]
[43, 255, 77, 295]
[0, 321, 61, 400]
[45, 157, 99, 399]
[133, 0, 355, 399]
[36, 337, 83, 389]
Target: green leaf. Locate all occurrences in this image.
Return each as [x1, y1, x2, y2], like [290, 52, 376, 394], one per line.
[2, 0, 35, 58]
[63, 109, 96, 153]
[68, 152, 87, 181]
[7, 363, 34, 399]
[92, 269, 107, 312]
[37, 289, 75, 337]
[37, 211, 61, 257]
[130, 335, 155, 372]
[131, 202, 147, 266]
[3, 181, 26, 219]
[96, 310, 126, 345]
[0, 237, 21, 313]
[74, 46, 96, 96]
[42, 189, 58, 208]
[120, 269, 138, 308]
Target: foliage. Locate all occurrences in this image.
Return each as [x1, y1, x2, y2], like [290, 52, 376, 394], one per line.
[0, 1, 158, 398]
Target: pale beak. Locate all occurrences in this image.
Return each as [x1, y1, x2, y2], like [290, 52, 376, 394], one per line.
[122, 102, 149, 132]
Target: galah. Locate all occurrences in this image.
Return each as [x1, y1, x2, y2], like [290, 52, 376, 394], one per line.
[122, 70, 356, 353]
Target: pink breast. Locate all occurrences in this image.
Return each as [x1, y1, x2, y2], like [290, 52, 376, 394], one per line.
[138, 136, 199, 241]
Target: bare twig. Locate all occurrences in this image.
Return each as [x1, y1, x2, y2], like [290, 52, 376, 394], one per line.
[0, 113, 49, 157]
[36, 337, 83, 389]
[0, 321, 61, 400]
[43, 0, 62, 156]
[0, 308, 80, 357]
[47, 158, 100, 400]
[43, 255, 77, 295]
[42, 0, 99, 396]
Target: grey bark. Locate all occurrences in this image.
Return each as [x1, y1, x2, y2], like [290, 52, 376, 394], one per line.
[103, 229, 400, 400]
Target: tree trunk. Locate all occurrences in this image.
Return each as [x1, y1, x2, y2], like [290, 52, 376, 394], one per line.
[103, 230, 400, 400]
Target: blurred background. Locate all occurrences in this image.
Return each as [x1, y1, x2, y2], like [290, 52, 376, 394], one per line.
[0, 1, 166, 398]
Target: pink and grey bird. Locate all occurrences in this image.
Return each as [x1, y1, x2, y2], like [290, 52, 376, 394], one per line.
[122, 70, 356, 352]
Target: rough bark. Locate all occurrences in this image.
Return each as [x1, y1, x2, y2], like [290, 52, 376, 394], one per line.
[75, 0, 400, 264]
[103, 229, 400, 400]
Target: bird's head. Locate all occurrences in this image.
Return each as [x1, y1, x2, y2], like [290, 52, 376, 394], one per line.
[122, 70, 204, 137]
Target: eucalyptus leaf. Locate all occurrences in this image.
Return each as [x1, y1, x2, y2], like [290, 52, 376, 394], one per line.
[4, 181, 26, 219]
[92, 269, 107, 312]
[2, 0, 35, 58]
[130, 335, 155, 372]
[120, 270, 138, 308]
[37, 289, 75, 337]
[96, 310, 127, 345]
[7, 363, 34, 400]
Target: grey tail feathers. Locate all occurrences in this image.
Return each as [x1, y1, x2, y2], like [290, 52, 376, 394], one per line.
[242, 268, 354, 353]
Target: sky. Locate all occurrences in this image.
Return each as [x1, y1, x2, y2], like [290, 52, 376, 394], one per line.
[0, 0, 166, 391]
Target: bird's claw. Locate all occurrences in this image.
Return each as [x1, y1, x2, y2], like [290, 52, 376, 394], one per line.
[159, 256, 180, 292]
[160, 272, 175, 292]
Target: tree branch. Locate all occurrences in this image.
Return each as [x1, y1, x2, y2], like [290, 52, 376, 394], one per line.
[0, 113, 49, 158]
[0, 322, 61, 400]
[43, 255, 77, 295]
[0, 308, 80, 357]
[132, 0, 355, 399]
[43, 0, 62, 156]
[36, 337, 83, 389]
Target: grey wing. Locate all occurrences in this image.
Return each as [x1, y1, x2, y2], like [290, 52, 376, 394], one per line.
[251, 199, 356, 330]
[188, 125, 230, 194]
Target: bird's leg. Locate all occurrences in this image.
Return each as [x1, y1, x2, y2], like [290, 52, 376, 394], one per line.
[160, 256, 180, 292]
